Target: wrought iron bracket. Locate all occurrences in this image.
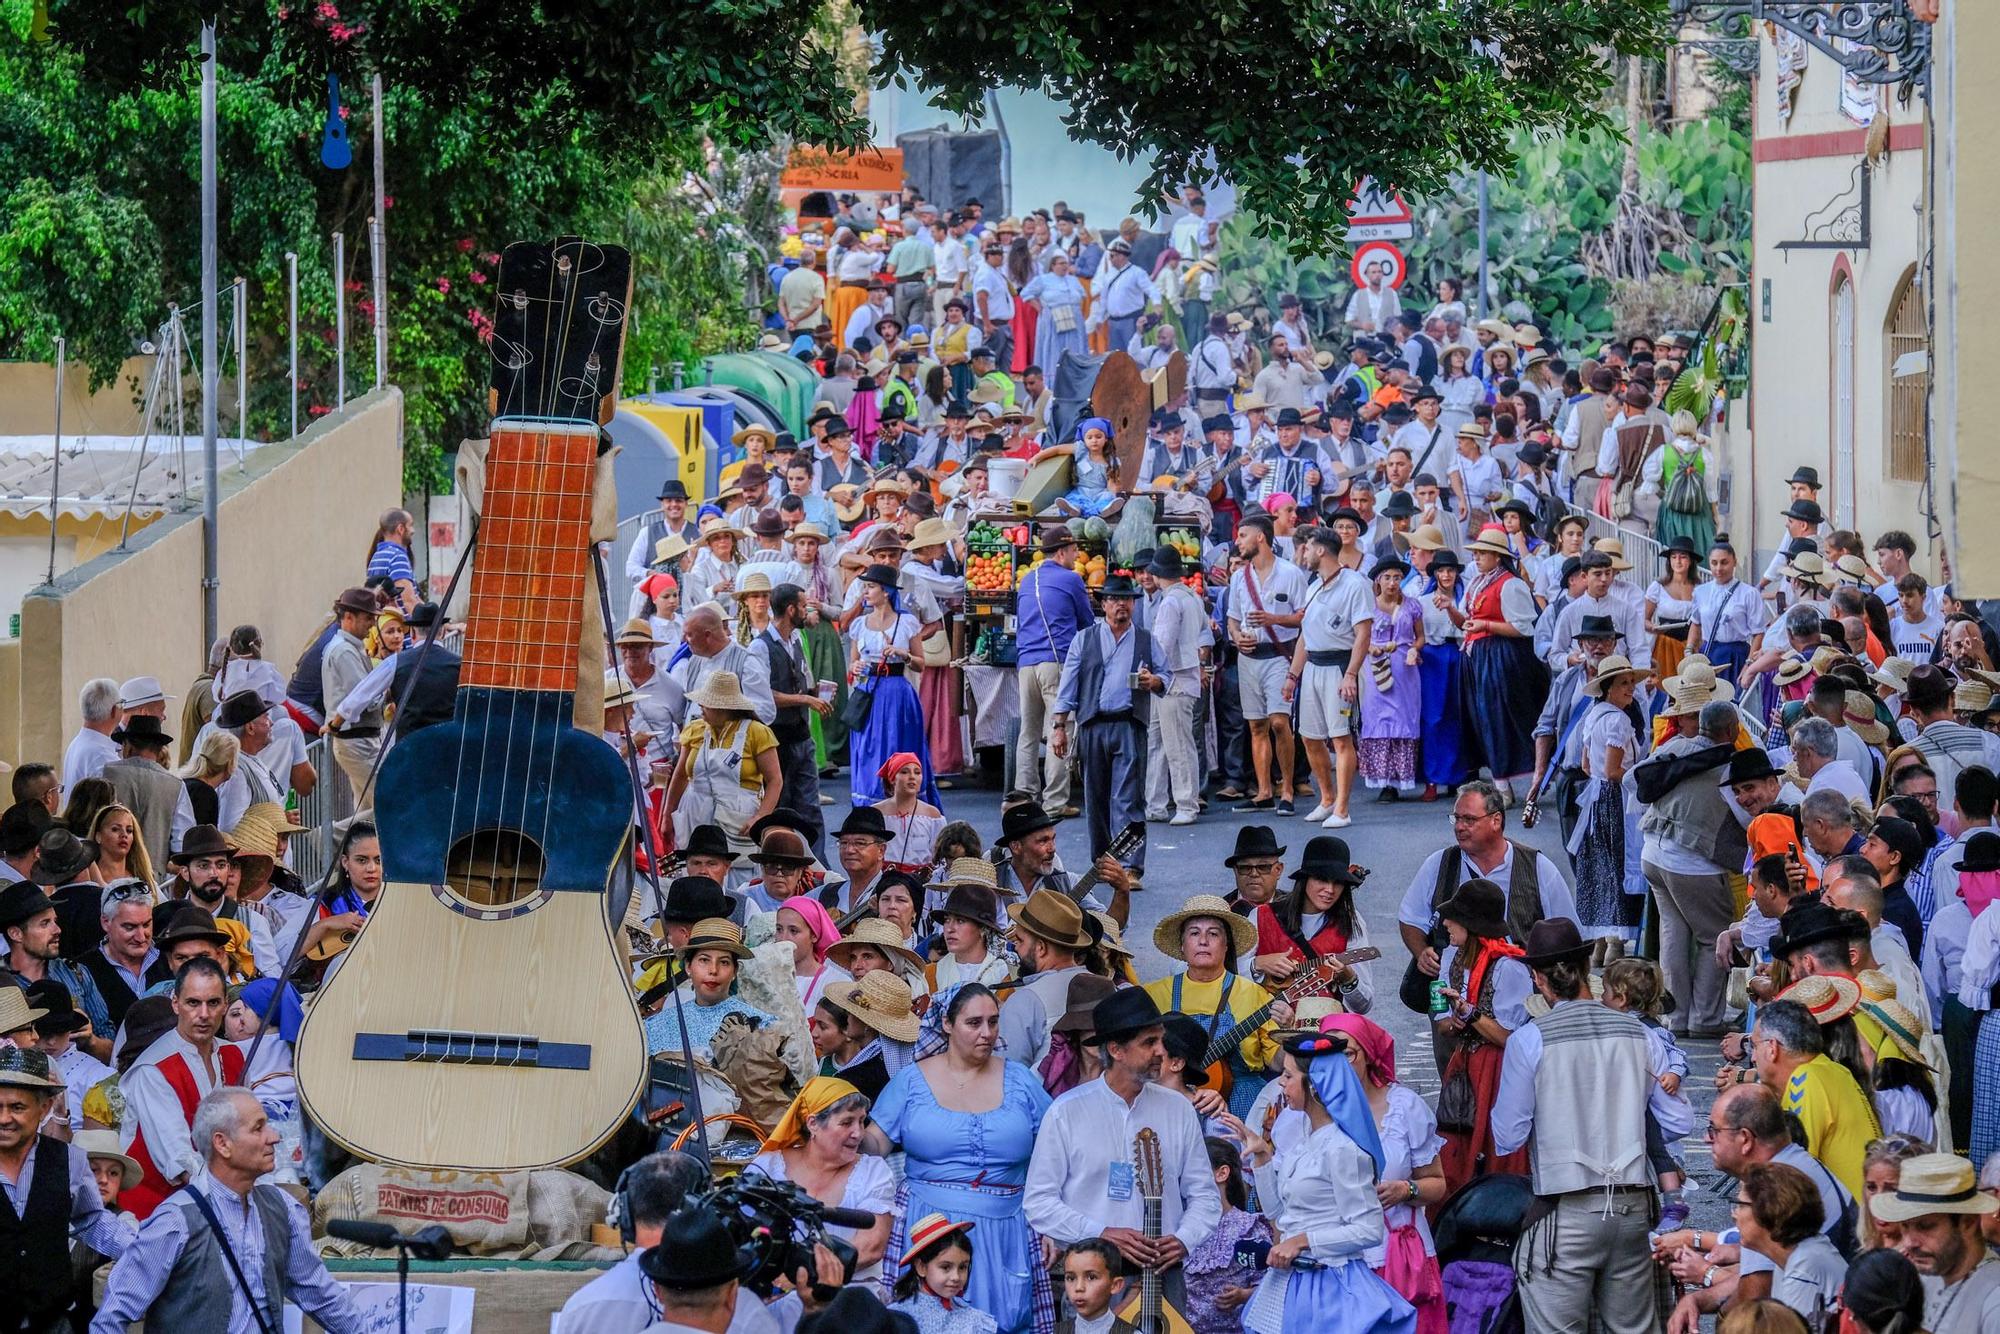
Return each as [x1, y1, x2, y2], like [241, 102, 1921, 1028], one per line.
[1777, 161, 1871, 252]
[1669, 0, 1931, 98]
[1678, 38, 1761, 74]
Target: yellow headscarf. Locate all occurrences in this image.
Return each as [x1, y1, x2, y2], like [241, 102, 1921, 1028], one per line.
[763, 1076, 862, 1151]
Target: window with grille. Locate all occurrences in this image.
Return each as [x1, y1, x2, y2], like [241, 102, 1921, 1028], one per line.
[1886, 271, 1928, 484]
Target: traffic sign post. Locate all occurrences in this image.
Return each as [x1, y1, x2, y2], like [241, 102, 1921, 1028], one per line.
[1350, 242, 1407, 290]
[1348, 179, 1413, 226]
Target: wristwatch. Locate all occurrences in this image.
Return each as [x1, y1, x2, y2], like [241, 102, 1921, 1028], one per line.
[1700, 1263, 1717, 1289]
[1406, 1180, 1420, 1203]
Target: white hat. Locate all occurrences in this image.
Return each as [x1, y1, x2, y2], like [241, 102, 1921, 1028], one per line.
[117, 675, 170, 709]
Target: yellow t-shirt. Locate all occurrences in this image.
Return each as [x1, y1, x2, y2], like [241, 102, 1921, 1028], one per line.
[679, 717, 778, 790]
[1782, 1053, 1881, 1200]
[1142, 971, 1277, 1074]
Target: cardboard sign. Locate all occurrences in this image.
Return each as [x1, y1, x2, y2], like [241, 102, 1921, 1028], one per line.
[782, 147, 906, 193]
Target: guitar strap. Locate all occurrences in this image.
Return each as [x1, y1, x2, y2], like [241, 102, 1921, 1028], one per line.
[1275, 911, 1323, 963]
[177, 1183, 280, 1334]
[1171, 971, 1236, 1040]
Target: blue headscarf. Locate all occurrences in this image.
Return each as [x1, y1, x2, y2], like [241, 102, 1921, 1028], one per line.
[696, 502, 724, 524]
[1074, 416, 1113, 444]
[237, 978, 305, 1045]
[1304, 1042, 1387, 1175]
[790, 334, 818, 359]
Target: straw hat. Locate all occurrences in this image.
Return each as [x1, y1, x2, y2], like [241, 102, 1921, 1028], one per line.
[680, 917, 754, 962]
[1592, 538, 1634, 572]
[822, 970, 922, 1044]
[1858, 996, 1930, 1068]
[1774, 656, 1815, 688]
[1405, 524, 1446, 552]
[698, 516, 740, 547]
[1869, 1154, 1999, 1223]
[827, 917, 926, 974]
[1781, 550, 1828, 585]
[1235, 392, 1268, 412]
[685, 671, 757, 714]
[616, 617, 662, 648]
[228, 802, 301, 862]
[733, 424, 778, 450]
[1475, 319, 1515, 342]
[786, 521, 830, 544]
[74, 1128, 142, 1189]
[651, 533, 691, 567]
[1153, 894, 1257, 960]
[0, 990, 50, 1040]
[1778, 973, 1860, 1024]
[1830, 553, 1871, 586]
[863, 476, 913, 504]
[1660, 656, 1736, 715]
[898, 1213, 977, 1269]
[1869, 657, 1916, 693]
[1842, 690, 1890, 747]
[1581, 654, 1649, 698]
[1091, 910, 1134, 960]
[1465, 526, 1517, 560]
[907, 518, 957, 551]
[1455, 422, 1487, 441]
[602, 676, 644, 713]
[738, 570, 773, 597]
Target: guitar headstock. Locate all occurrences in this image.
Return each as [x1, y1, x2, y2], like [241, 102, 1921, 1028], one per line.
[1106, 821, 1147, 865]
[488, 239, 633, 427]
[1133, 1127, 1165, 1202]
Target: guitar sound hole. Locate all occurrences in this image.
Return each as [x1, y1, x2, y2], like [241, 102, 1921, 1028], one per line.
[446, 830, 547, 907]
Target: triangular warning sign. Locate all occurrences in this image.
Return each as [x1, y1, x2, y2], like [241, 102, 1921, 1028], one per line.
[1348, 177, 1412, 226]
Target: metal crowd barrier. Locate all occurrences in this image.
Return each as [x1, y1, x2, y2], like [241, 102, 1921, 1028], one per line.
[1559, 501, 1711, 589]
[294, 737, 337, 885]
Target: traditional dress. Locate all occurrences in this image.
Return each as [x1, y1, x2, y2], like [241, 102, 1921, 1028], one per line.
[1185, 1207, 1275, 1334]
[1432, 940, 1532, 1199]
[1569, 699, 1646, 942]
[119, 1030, 248, 1219]
[1019, 272, 1087, 366]
[1458, 565, 1546, 781]
[874, 1060, 1056, 1334]
[782, 555, 850, 767]
[1360, 599, 1421, 792]
[1372, 1085, 1448, 1334]
[1141, 971, 1278, 1120]
[1416, 586, 1467, 789]
[1645, 580, 1698, 685]
[850, 611, 941, 807]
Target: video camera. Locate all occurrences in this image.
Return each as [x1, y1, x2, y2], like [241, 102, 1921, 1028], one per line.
[691, 1171, 866, 1299]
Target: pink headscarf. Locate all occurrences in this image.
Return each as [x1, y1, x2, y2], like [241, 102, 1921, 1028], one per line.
[1962, 868, 2000, 919]
[777, 896, 841, 963]
[1320, 1012, 1397, 1086]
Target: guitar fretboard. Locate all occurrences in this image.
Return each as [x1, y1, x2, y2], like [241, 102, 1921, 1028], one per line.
[461, 422, 598, 693]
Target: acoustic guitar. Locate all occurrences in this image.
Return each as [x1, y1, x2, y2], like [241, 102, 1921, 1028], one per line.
[1116, 1128, 1197, 1334]
[296, 239, 650, 1171]
[1197, 947, 1382, 1099]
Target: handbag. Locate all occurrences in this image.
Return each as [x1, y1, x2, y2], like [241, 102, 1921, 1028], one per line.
[1398, 918, 1448, 1014]
[842, 682, 875, 731]
[1435, 1051, 1479, 1134]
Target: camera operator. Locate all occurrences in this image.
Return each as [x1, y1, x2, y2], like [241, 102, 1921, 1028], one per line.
[560, 1152, 845, 1334]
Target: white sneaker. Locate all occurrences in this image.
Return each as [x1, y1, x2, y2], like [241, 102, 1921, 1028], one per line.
[1322, 811, 1353, 829]
[1169, 813, 1197, 826]
[1304, 804, 1333, 823]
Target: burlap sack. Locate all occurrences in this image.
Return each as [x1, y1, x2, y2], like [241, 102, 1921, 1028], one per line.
[313, 1164, 610, 1258]
[709, 1013, 800, 1130]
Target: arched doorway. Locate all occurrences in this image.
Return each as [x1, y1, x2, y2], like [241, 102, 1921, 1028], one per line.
[1832, 275, 1856, 530]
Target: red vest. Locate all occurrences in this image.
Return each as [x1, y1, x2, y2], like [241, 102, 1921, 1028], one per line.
[1464, 573, 1516, 648]
[124, 1043, 246, 1220]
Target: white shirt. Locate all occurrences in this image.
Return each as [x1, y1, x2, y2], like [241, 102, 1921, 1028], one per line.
[1805, 759, 1870, 805]
[1490, 1001, 1693, 1156]
[971, 263, 1013, 324]
[1024, 1078, 1223, 1253]
[1547, 592, 1652, 671]
[1448, 452, 1505, 510]
[1396, 843, 1578, 933]
[1435, 944, 1533, 1029]
[934, 235, 970, 288]
[1890, 610, 1946, 664]
[1151, 585, 1207, 697]
[747, 1150, 897, 1284]
[558, 1250, 785, 1334]
[1097, 260, 1159, 319]
[63, 727, 120, 792]
[1250, 1121, 1384, 1271]
[1300, 569, 1376, 652]
[1344, 285, 1401, 329]
[1691, 578, 1769, 646]
[121, 1030, 248, 1185]
[1228, 557, 1310, 648]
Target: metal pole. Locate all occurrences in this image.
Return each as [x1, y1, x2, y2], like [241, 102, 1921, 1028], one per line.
[372, 72, 387, 388]
[46, 337, 63, 586]
[286, 251, 298, 438]
[1476, 170, 1491, 322]
[233, 276, 247, 466]
[200, 22, 220, 652]
[118, 325, 171, 550]
[333, 230, 346, 409]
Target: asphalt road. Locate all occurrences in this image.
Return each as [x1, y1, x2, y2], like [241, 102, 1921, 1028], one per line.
[941, 777, 1737, 1247]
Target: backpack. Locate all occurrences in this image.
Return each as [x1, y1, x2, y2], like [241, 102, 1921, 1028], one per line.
[1663, 444, 1708, 516]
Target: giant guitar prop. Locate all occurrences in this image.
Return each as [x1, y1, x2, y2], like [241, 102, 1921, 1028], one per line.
[296, 239, 649, 1170]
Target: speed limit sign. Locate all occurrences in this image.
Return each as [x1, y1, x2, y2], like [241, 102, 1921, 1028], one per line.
[1349, 242, 1407, 290]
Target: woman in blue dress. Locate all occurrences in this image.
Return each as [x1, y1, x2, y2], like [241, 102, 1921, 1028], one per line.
[870, 983, 1055, 1334]
[1018, 252, 1088, 367]
[848, 564, 941, 807]
[1415, 550, 1468, 798]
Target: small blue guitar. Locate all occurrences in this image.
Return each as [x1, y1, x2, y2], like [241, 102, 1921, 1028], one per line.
[320, 72, 351, 170]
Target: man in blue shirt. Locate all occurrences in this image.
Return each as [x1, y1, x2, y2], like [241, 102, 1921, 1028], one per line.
[1015, 524, 1095, 817]
[1053, 575, 1161, 880]
[364, 507, 418, 613]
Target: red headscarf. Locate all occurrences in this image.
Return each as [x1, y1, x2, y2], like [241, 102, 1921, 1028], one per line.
[1320, 1012, 1397, 1086]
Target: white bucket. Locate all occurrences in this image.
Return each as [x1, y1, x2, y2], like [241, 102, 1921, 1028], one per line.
[988, 457, 1028, 501]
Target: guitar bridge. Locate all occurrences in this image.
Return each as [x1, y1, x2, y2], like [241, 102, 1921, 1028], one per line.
[353, 1030, 592, 1070]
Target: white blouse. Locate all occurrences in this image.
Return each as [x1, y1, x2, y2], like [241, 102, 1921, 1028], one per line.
[1644, 581, 1698, 632]
[1250, 1121, 1386, 1266]
[1580, 701, 1637, 778]
[1368, 1085, 1446, 1265]
[1435, 944, 1534, 1031]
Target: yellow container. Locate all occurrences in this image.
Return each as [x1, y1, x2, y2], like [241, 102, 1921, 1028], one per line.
[616, 401, 707, 502]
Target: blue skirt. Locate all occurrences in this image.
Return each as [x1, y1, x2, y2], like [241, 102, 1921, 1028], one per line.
[849, 673, 941, 806]
[1272, 1260, 1418, 1334]
[1418, 641, 1468, 788]
[1459, 636, 1547, 781]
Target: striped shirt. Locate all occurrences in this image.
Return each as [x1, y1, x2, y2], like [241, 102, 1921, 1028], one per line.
[365, 539, 415, 585]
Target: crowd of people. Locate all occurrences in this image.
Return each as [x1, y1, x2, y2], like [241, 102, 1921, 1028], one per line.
[4, 188, 2000, 1334]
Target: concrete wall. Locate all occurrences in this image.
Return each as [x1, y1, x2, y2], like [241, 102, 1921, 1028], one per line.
[0, 358, 154, 435]
[1745, 47, 1932, 575]
[10, 389, 404, 767]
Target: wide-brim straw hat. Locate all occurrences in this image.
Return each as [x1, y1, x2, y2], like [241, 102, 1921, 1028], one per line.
[1465, 526, 1517, 560]
[1091, 910, 1134, 960]
[698, 516, 741, 547]
[74, 1128, 142, 1189]
[1592, 538, 1635, 572]
[602, 676, 644, 712]
[653, 534, 691, 567]
[863, 477, 913, 504]
[1870, 657, 1916, 693]
[738, 570, 773, 596]
[228, 802, 300, 862]
[1007, 888, 1093, 951]
[686, 671, 756, 713]
[822, 970, 922, 1044]
[1406, 525, 1446, 552]
[1778, 973, 1860, 1024]
[1582, 654, 1649, 698]
[1842, 691, 1890, 746]
[681, 917, 754, 962]
[1859, 996, 1930, 1068]
[1153, 894, 1256, 961]
[907, 518, 957, 550]
[786, 521, 830, 543]
[1870, 1153, 2000, 1223]
[615, 617, 662, 648]
[898, 1214, 977, 1269]
[827, 917, 926, 974]
[0, 990, 50, 1041]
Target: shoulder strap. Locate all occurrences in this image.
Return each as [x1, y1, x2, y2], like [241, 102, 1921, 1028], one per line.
[177, 1183, 281, 1334]
[1430, 846, 1463, 916]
